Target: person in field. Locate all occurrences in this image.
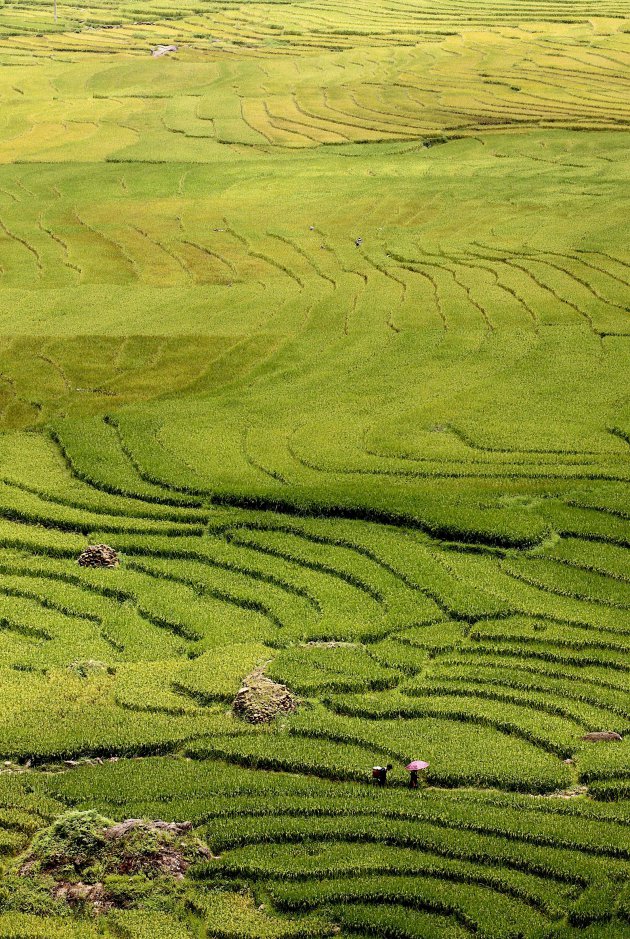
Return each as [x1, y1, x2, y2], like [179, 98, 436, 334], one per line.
[372, 764, 392, 786]
[406, 760, 429, 789]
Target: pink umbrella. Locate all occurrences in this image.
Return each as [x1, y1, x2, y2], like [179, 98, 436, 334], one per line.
[406, 760, 429, 771]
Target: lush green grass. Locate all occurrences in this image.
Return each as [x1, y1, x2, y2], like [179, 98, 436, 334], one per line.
[0, 0, 628, 936]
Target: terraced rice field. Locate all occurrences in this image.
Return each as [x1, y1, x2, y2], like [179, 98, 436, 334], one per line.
[0, 0, 628, 936]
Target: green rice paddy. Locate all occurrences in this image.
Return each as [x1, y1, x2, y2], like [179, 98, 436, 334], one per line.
[0, 0, 628, 935]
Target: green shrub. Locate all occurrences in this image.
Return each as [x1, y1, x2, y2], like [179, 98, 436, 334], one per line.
[27, 810, 112, 874]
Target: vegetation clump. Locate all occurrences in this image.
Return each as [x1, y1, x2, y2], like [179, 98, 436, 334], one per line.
[16, 811, 207, 914]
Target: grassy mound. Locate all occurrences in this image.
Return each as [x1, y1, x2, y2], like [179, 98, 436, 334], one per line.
[14, 811, 207, 914]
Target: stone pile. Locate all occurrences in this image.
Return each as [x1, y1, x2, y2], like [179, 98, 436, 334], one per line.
[581, 731, 623, 743]
[77, 544, 120, 569]
[233, 672, 296, 724]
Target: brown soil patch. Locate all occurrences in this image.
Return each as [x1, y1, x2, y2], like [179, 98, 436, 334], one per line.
[53, 881, 111, 914]
[102, 818, 195, 878]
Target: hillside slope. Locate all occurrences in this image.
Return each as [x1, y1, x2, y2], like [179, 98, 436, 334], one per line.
[0, 2, 628, 937]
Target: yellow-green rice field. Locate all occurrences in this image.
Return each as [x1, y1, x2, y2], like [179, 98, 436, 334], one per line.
[0, 1, 628, 936]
